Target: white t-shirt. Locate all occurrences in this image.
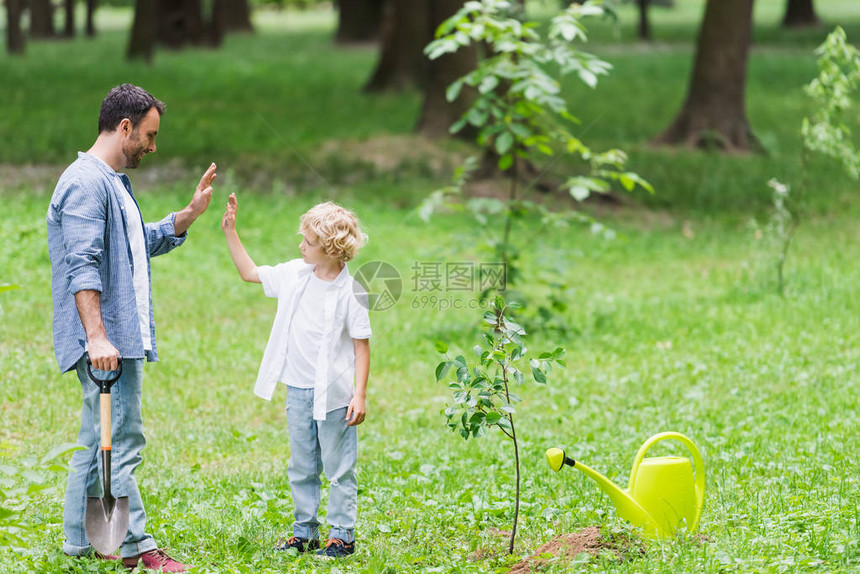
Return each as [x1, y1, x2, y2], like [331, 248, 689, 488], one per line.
[281, 274, 329, 387]
[116, 178, 152, 352]
[254, 259, 372, 420]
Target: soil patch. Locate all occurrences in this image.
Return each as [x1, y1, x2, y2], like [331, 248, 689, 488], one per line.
[508, 527, 643, 573]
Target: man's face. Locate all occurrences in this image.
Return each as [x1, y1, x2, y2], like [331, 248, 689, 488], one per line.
[121, 107, 160, 169]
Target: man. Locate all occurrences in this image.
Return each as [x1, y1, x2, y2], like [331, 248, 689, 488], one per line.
[47, 84, 217, 572]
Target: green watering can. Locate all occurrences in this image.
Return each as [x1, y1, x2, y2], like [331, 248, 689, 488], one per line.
[546, 432, 705, 538]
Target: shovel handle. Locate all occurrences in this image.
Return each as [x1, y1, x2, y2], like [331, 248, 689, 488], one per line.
[86, 358, 122, 450]
[100, 394, 112, 450]
[86, 357, 123, 393]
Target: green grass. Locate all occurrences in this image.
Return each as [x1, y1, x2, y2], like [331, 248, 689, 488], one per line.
[1, 1, 860, 572]
[2, 182, 859, 572]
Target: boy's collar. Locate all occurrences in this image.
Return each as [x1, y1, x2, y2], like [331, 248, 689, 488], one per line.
[300, 261, 351, 286]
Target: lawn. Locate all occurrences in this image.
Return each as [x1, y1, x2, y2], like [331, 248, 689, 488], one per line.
[1, 1, 859, 572]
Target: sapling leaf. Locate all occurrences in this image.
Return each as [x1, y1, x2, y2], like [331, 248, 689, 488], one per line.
[479, 75, 499, 94]
[450, 117, 469, 134]
[436, 340, 449, 354]
[436, 362, 452, 381]
[532, 367, 547, 384]
[446, 80, 464, 103]
[513, 369, 524, 386]
[496, 131, 514, 155]
[570, 186, 590, 201]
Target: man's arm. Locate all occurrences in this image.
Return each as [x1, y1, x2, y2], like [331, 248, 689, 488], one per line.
[174, 163, 217, 236]
[74, 290, 119, 371]
[347, 338, 370, 426]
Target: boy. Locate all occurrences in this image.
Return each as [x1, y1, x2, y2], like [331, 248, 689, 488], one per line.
[222, 193, 371, 558]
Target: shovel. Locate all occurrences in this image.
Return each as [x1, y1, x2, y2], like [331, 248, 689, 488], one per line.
[84, 357, 130, 555]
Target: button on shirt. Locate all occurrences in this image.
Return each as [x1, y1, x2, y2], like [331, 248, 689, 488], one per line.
[254, 259, 372, 420]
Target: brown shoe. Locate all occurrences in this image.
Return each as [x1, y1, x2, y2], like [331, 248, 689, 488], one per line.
[122, 549, 192, 572]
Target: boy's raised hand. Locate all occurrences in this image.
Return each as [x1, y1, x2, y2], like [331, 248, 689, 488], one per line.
[222, 192, 238, 233]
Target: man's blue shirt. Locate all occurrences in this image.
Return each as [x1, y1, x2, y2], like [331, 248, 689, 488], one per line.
[47, 152, 186, 372]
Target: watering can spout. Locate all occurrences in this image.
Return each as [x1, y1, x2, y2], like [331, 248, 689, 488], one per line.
[545, 448, 659, 533]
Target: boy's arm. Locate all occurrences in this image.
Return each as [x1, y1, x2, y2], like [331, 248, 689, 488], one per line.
[222, 193, 260, 284]
[347, 338, 370, 426]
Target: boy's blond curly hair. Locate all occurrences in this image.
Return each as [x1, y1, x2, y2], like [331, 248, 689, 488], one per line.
[299, 202, 366, 262]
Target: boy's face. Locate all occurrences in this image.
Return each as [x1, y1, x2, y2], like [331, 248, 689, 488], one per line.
[299, 232, 331, 265]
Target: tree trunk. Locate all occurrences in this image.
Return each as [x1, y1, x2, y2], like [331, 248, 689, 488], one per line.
[30, 0, 56, 38]
[6, 0, 26, 54]
[653, 0, 758, 152]
[209, 0, 226, 46]
[364, 0, 429, 92]
[127, 0, 159, 61]
[86, 0, 98, 37]
[335, 0, 383, 44]
[416, 0, 477, 138]
[158, 0, 204, 49]
[217, 0, 253, 33]
[782, 0, 818, 28]
[64, 0, 76, 37]
[637, 0, 651, 41]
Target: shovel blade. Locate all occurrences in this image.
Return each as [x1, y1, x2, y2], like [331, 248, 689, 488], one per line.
[86, 496, 130, 555]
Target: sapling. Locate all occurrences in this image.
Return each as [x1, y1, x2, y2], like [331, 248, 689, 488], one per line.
[422, 0, 652, 304]
[435, 296, 565, 554]
[765, 178, 794, 297]
[760, 27, 860, 295]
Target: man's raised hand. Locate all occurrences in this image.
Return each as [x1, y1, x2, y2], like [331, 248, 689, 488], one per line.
[190, 163, 218, 218]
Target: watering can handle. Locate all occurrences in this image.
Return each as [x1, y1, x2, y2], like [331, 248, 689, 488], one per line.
[628, 432, 705, 532]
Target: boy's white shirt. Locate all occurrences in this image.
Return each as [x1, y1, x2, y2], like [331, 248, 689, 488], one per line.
[280, 273, 327, 389]
[255, 259, 372, 420]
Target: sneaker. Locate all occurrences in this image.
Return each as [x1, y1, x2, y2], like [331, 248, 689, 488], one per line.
[315, 538, 355, 559]
[275, 536, 321, 553]
[64, 551, 120, 561]
[122, 549, 192, 572]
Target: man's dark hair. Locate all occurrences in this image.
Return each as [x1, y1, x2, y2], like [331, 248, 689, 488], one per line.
[98, 84, 165, 134]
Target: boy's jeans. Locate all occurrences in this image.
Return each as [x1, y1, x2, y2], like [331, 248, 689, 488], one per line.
[62, 356, 157, 559]
[286, 386, 358, 544]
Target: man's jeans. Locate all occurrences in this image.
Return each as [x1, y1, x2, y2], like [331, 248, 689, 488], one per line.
[62, 356, 157, 559]
[286, 386, 358, 544]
